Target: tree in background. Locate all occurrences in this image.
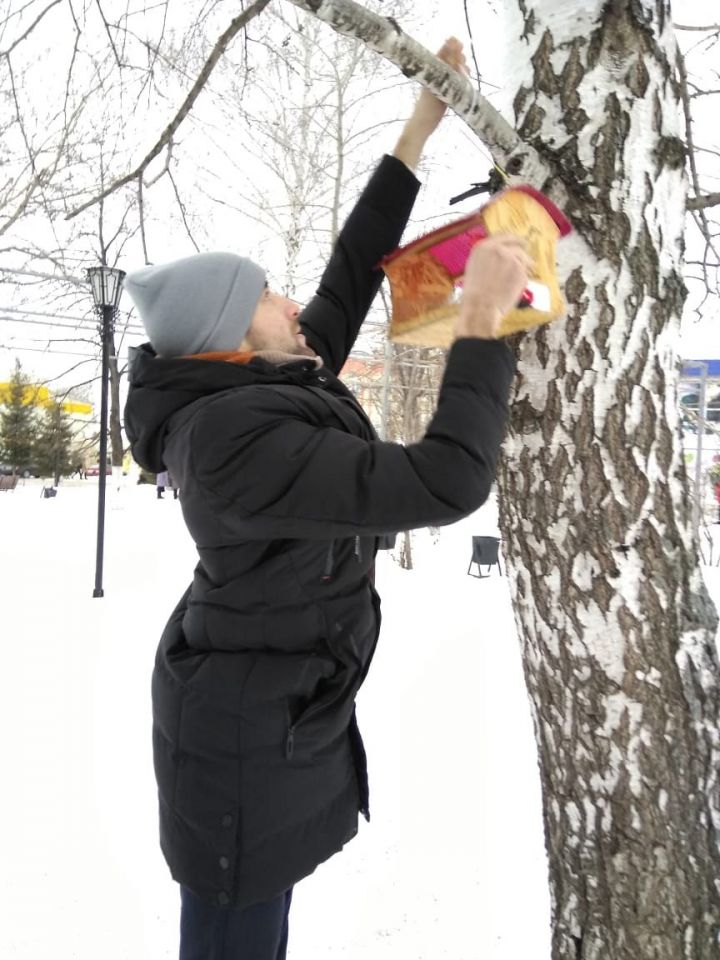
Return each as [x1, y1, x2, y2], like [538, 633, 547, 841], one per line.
[0, 358, 37, 474]
[33, 400, 74, 486]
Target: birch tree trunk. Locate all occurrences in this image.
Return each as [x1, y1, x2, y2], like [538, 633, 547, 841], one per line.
[287, 1, 720, 956]
[494, 3, 720, 956]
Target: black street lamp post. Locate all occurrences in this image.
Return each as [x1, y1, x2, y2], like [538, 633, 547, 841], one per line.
[87, 265, 125, 598]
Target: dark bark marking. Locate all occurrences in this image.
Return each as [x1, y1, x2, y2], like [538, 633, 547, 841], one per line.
[593, 571, 615, 614]
[627, 219, 660, 300]
[519, 102, 546, 140]
[652, 89, 663, 134]
[536, 324, 550, 367]
[633, 387, 657, 460]
[522, 9, 537, 43]
[593, 284, 615, 356]
[580, 442, 611, 513]
[626, 55, 650, 98]
[543, 380, 563, 444]
[575, 337, 596, 374]
[512, 397, 545, 437]
[655, 419, 674, 477]
[531, 29, 558, 96]
[518, 0, 536, 43]
[564, 309, 582, 346]
[513, 84, 531, 122]
[565, 267, 587, 304]
[590, 93, 629, 193]
[653, 135, 686, 176]
[564, 107, 591, 137]
[565, 370, 582, 403]
[555, 136, 592, 188]
[643, 173, 654, 204]
[559, 40, 587, 114]
[590, 1, 659, 71]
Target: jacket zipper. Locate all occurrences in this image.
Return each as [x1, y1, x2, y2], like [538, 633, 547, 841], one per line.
[322, 541, 335, 583]
[322, 537, 362, 583]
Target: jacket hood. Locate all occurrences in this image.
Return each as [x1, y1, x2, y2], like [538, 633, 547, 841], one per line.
[124, 342, 321, 472]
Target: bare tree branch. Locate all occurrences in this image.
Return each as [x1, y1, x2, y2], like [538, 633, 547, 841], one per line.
[144, 140, 174, 187]
[0, 0, 62, 57]
[65, 0, 273, 220]
[674, 23, 720, 32]
[94, 0, 122, 68]
[167, 168, 200, 252]
[462, 0, 482, 88]
[137, 175, 149, 263]
[676, 46, 719, 292]
[688, 192, 720, 212]
[284, 0, 547, 186]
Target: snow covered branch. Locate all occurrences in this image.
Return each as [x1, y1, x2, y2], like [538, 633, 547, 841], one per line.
[283, 0, 549, 186]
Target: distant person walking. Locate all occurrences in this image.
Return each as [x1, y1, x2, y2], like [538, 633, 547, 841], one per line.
[157, 469, 179, 500]
[156, 469, 169, 499]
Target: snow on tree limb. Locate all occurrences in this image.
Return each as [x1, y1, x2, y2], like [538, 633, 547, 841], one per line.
[64, 0, 273, 221]
[284, 0, 550, 186]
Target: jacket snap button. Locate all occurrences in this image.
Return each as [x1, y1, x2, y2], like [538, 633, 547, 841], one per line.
[219, 856, 230, 870]
[221, 814, 233, 827]
[218, 892, 230, 906]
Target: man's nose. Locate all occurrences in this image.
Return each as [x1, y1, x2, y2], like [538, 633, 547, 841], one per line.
[286, 298, 300, 318]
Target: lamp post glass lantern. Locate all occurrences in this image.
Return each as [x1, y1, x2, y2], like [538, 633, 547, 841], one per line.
[88, 265, 124, 313]
[87, 265, 125, 598]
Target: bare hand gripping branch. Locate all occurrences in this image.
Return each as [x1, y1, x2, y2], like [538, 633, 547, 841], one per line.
[284, 0, 549, 186]
[65, 0, 272, 221]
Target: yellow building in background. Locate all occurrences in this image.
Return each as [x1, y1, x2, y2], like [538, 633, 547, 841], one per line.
[0, 382, 93, 416]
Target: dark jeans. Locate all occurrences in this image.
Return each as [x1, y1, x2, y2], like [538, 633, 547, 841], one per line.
[179, 886, 293, 960]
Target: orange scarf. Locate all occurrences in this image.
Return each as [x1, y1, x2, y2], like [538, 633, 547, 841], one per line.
[183, 350, 255, 364]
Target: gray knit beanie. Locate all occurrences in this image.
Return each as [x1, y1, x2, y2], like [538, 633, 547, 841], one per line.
[124, 252, 266, 357]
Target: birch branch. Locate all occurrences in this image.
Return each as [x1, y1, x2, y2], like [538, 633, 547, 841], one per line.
[674, 24, 720, 32]
[283, 0, 549, 186]
[687, 192, 720, 211]
[0, 0, 62, 57]
[65, 0, 272, 221]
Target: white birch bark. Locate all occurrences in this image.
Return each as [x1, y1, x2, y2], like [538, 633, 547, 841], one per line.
[495, 4, 720, 957]
[287, 1, 720, 956]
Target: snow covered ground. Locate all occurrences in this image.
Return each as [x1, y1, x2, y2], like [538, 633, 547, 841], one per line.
[3, 478, 716, 959]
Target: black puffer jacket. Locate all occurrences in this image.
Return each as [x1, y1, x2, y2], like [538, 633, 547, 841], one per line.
[124, 155, 515, 908]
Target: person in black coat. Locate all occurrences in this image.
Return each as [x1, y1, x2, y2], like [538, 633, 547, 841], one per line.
[124, 37, 533, 960]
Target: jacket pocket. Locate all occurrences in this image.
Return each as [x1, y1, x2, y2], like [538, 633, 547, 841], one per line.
[285, 666, 351, 760]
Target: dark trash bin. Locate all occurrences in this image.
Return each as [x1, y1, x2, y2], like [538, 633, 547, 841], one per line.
[467, 536, 502, 578]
